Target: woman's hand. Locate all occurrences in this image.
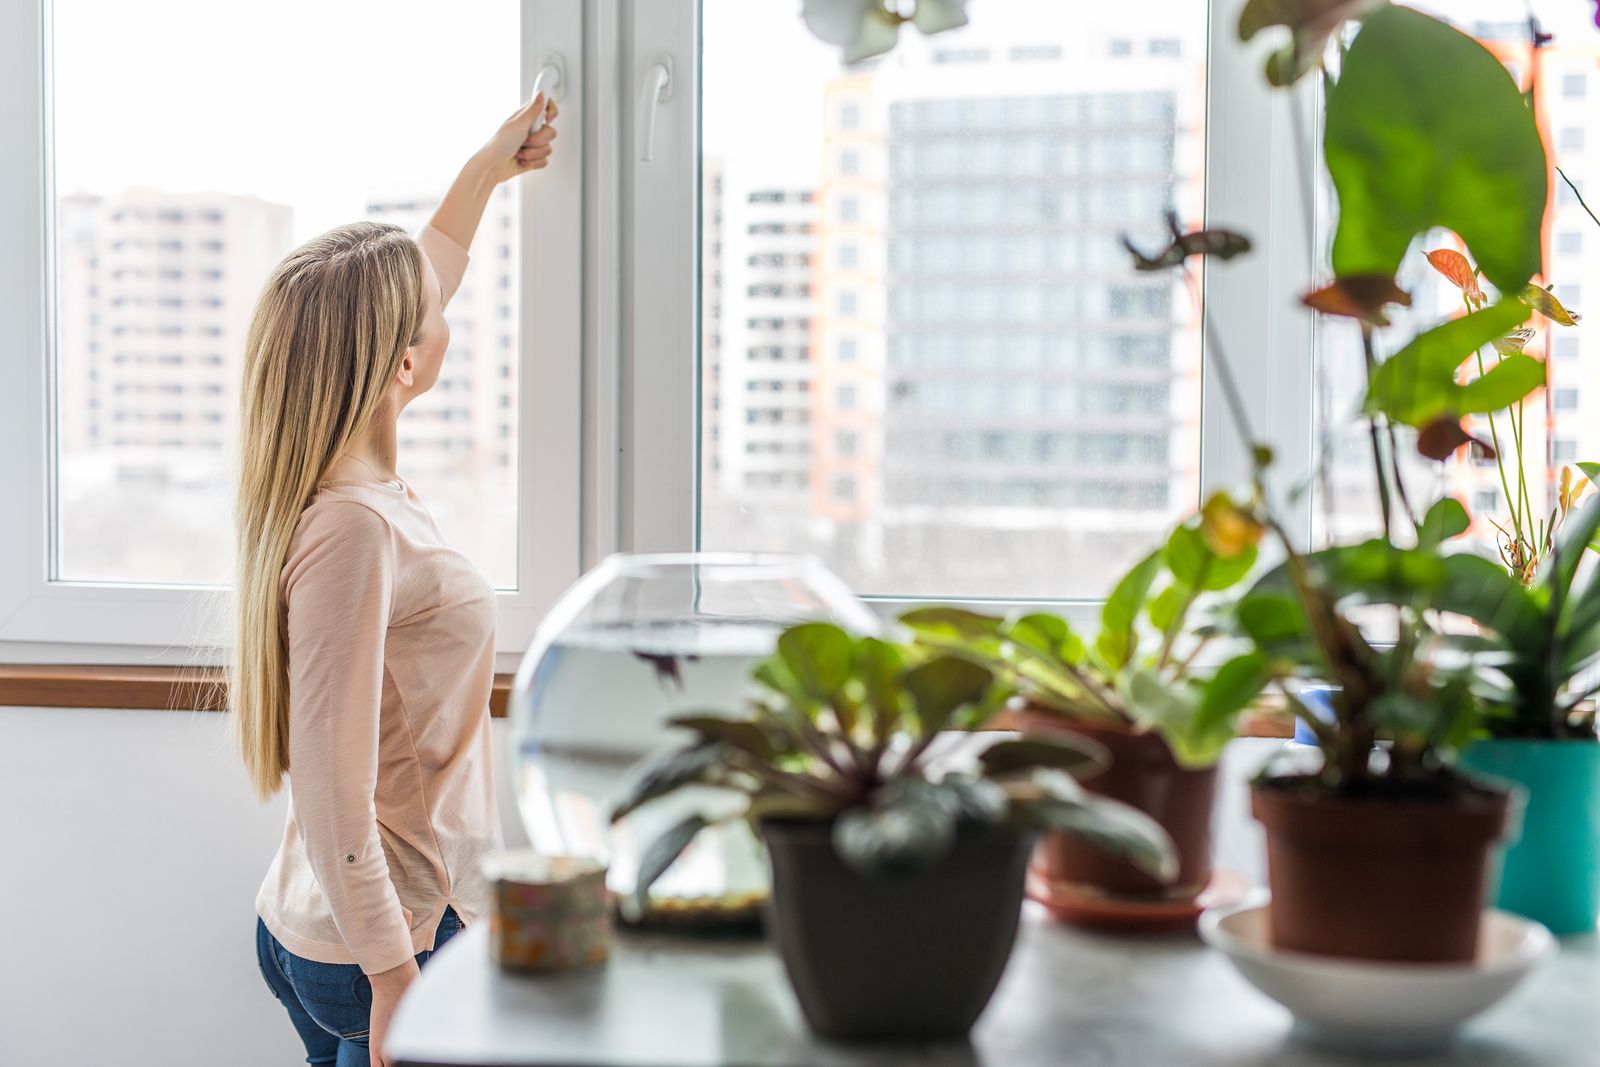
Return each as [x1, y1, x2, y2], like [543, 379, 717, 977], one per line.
[367, 957, 422, 1067]
[476, 93, 560, 184]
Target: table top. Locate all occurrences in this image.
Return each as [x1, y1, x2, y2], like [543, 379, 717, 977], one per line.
[387, 905, 1599, 1067]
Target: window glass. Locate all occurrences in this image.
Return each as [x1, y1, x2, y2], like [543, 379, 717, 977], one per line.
[52, 0, 520, 586]
[699, 2, 1207, 597]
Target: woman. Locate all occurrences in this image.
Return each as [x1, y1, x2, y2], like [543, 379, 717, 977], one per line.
[233, 92, 558, 1067]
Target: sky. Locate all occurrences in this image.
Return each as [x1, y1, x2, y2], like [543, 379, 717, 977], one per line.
[50, 0, 1600, 241]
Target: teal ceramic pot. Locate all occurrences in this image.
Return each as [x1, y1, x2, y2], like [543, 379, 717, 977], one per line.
[1460, 738, 1600, 936]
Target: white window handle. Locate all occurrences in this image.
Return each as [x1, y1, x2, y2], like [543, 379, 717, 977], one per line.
[528, 54, 566, 134]
[638, 56, 673, 162]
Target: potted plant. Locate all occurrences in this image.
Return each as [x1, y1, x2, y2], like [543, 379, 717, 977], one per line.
[899, 500, 1268, 922]
[1133, 2, 1561, 962]
[610, 622, 1176, 1040]
[1433, 496, 1600, 935]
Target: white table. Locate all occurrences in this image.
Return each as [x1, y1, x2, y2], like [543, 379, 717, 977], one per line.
[389, 741, 1599, 1066]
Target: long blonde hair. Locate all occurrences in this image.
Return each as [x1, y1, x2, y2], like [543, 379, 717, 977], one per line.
[233, 222, 426, 800]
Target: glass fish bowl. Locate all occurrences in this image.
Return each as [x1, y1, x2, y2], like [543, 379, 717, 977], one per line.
[509, 553, 877, 931]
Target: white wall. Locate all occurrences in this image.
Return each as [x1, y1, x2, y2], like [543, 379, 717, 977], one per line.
[0, 708, 528, 1067]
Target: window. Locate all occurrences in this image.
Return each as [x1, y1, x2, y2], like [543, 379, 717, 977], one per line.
[4, 0, 578, 652]
[1563, 73, 1587, 99]
[690, 0, 1265, 601]
[1556, 389, 1581, 412]
[1561, 127, 1586, 152]
[1555, 439, 1578, 463]
[1558, 230, 1583, 257]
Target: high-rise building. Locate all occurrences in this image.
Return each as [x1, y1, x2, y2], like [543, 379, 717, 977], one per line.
[808, 31, 1206, 588]
[715, 185, 817, 504]
[57, 188, 293, 483]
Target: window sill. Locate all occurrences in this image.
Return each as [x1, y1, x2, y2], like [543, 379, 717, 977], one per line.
[0, 665, 1294, 737]
[0, 665, 516, 717]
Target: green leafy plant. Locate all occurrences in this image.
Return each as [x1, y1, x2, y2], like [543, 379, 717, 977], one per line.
[611, 623, 1177, 902]
[899, 493, 1270, 768]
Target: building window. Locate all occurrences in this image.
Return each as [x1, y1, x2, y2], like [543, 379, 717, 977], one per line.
[837, 337, 858, 363]
[837, 384, 858, 410]
[1109, 38, 1133, 57]
[1561, 127, 1586, 152]
[1148, 38, 1181, 57]
[838, 196, 860, 224]
[1558, 230, 1583, 257]
[1563, 73, 1587, 99]
[839, 148, 860, 177]
[838, 290, 859, 316]
[834, 476, 857, 503]
[838, 243, 859, 269]
[1555, 438, 1579, 463]
[1555, 388, 1581, 412]
[836, 430, 858, 457]
[838, 100, 861, 131]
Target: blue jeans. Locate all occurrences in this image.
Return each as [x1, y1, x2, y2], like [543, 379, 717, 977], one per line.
[256, 907, 465, 1067]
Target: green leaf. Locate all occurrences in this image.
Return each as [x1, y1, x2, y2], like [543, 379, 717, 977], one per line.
[610, 742, 727, 823]
[1010, 613, 1072, 657]
[832, 792, 957, 879]
[753, 655, 815, 711]
[903, 654, 993, 735]
[1364, 300, 1536, 427]
[665, 714, 777, 761]
[977, 733, 1110, 778]
[926, 776, 1010, 827]
[1189, 653, 1273, 759]
[1325, 6, 1547, 294]
[777, 623, 855, 702]
[1097, 549, 1164, 671]
[898, 607, 1006, 643]
[853, 637, 906, 727]
[633, 814, 709, 905]
[1417, 497, 1470, 550]
[1166, 525, 1257, 592]
[1147, 583, 1190, 633]
[1023, 771, 1178, 883]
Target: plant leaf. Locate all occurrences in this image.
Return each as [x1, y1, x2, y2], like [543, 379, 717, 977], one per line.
[777, 623, 855, 702]
[1301, 274, 1413, 326]
[977, 733, 1110, 778]
[1364, 299, 1535, 427]
[633, 814, 709, 905]
[1424, 249, 1486, 308]
[1238, 0, 1388, 87]
[1416, 417, 1495, 462]
[666, 714, 778, 761]
[832, 794, 957, 880]
[1520, 284, 1581, 327]
[1416, 497, 1470, 549]
[1325, 6, 1547, 294]
[902, 654, 993, 736]
[1024, 772, 1178, 882]
[1096, 549, 1164, 671]
[610, 742, 728, 823]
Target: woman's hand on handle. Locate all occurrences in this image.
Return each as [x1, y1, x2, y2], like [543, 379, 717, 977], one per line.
[429, 94, 560, 252]
[367, 956, 421, 1067]
[478, 93, 560, 184]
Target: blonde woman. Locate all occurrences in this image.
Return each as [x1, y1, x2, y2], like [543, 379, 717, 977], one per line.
[234, 93, 557, 1067]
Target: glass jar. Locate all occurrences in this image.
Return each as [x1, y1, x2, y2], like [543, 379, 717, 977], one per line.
[509, 553, 876, 930]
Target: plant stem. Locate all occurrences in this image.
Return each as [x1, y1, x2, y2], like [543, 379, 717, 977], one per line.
[1557, 166, 1600, 234]
[1360, 329, 1394, 536]
[1477, 348, 1521, 543]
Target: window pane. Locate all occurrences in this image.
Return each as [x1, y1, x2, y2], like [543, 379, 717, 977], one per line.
[1313, 5, 1598, 562]
[51, 0, 520, 586]
[698, 3, 1207, 598]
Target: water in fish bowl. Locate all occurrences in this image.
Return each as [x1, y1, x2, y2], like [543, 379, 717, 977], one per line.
[513, 617, 784, 929]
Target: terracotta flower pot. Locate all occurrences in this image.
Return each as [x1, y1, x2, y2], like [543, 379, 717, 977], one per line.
[760, 820, 1033, 1041]
[1252, 777, 1519, 963]
[1010, 708, 1217, 902]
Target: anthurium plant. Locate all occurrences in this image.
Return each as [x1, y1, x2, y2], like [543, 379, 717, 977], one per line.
[898, 493, 1271, 768]
[611, 624, 1177, 903]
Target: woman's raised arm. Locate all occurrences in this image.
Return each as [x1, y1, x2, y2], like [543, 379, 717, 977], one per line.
[428, 93, 559, 252]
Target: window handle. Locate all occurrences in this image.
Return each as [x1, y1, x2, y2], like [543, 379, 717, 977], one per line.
[528, 54, 566, 134]
[637, 55, 673, 162]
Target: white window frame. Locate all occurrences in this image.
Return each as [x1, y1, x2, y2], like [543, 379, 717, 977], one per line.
[0, 0, 583, 665]
[1, 0, 1320, 662]
[619, 0, 1317, 622]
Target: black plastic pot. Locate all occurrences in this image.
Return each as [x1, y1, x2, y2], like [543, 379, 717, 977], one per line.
[759, 819, 1033, 1041]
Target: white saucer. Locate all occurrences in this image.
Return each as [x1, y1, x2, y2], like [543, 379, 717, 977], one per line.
[1201, 901, 1555, 1051]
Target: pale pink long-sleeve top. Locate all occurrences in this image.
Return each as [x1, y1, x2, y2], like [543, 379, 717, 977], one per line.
[255, 225, 502, 975]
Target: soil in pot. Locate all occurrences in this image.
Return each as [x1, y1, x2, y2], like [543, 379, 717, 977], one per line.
[1460, 738, 1600, 936]
[1011, 708, 1217, 902]
[1252, 775, 1518, 963]
[760, 820, 1033, 1041]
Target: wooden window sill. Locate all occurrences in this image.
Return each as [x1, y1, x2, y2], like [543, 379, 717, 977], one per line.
[0, 665, 1294, 738]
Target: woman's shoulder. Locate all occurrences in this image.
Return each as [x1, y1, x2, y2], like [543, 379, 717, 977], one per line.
[282, 490, 400, 580]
